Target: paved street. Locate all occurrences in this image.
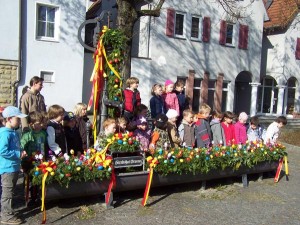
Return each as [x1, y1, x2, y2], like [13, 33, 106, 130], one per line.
[15, 143, 300, 225]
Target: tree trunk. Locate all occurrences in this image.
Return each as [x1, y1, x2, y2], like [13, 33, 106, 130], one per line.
[116, 0, 138, 85]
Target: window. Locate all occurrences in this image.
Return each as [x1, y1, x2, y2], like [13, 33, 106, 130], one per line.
[40, 71, 55, 83]
[207, 80, 215, 110]
[191, 16, 201, 41]
[226, 24, 234, 45]
[175, 12, 186, 38]
[192, 79, 202, 112]
[219, 20, 235, 46]
[36, 4, 59, 41]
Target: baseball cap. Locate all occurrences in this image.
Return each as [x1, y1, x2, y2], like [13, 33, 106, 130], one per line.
[64, 112, 76, 121]
[2, 106, 27, 118]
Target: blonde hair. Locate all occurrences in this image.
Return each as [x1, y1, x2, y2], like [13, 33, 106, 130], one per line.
[102, 118, 116, 129]
[151, 84, 162, 96]
[73, 103, 87, 117]
[48, 105, 65, 120]
[183, 109, 194, 118]
[117, 117, 127, 125]
[199, 103, 211, 114]
[126, 77, 139, 88]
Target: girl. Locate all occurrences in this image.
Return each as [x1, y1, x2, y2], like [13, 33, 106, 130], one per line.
[73, 103, 92, 150]
[127, 104, 148, 131]
[221, 111, 236, 146]
[162, 80, 180, 116]
[234, 112, 248, 144]
[47, 105, 66, 157]
[210, 110, 225, 145]
[166, 109, 181, 148]
[133, 116, 151, 151]
[149, 114, 171, 151]
[150, 84, 165, 119]
[116, 117, 128, 134]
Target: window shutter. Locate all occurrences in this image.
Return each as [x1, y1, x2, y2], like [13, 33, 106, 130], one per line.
[239, 24, 249, 49]
[296, 38, 300, 60]
[202, 17, 211, 42]
[219, 20, 226, 45]
[166, 8, 175, 37]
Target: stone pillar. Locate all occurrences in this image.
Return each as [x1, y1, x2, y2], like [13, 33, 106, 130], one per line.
[185, 70, 195, 109]
[0, 60, 18, 106]
[200, 71, 209, 106]
[276, 85, 286, 115]
[214, 73, 224, 112]
[249, 82, 260, 116]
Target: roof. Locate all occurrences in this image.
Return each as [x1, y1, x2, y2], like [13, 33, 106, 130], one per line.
[264, 0, 299, 31]
[86, 0, 102, 19]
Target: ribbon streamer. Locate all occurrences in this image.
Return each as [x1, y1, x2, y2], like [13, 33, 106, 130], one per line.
[105, 166, 116, 205]
[41, 172, 48, 224]
[141, 168, 154, 206]
[284, 155, 289, 181]
[274, 158, 283, 183]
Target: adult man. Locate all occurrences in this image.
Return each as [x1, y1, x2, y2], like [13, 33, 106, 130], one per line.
[20, 76, 46, 131]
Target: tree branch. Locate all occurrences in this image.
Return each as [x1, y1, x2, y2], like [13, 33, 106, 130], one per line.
[136, 0, 165, 18]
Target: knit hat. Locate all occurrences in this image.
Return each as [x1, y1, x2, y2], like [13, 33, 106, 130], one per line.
[136, 116, 148, 125]
[165, 79, 174, 87]
[155, 114, 168, 128]
[166, 109, 178, 119]
[238, 112, 248, 121]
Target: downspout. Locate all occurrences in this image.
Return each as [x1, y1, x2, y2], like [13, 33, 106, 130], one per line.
[12, 0, 22, 106]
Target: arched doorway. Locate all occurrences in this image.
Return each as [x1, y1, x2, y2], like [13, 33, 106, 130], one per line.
[257, 76, 278, 114]
[234, 71, 252, 114]
[285, 77, 297, 115]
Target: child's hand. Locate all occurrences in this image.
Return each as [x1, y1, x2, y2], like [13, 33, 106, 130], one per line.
[21, 151, 27, 158]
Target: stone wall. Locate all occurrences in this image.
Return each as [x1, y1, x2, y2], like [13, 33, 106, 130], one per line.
[0, 60, 18, 106]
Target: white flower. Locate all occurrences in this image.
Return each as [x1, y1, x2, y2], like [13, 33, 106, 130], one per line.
[64, 153, 70, 161]
[51, 156, 57, 161]
[38, 154, 43, 160]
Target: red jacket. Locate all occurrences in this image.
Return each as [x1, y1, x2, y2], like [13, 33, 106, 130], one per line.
[123, 89, 141, 113]
[221, 122, 236, 146]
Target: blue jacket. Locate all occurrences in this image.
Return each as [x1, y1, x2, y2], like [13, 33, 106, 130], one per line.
[150, 95, 165, 118]
[0, 127, 21, 174]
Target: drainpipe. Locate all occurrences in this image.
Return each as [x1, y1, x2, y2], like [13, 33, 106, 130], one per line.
[12, 0, 22, 106]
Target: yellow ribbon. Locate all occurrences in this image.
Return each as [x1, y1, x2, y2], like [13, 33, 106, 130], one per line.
[284, 155, 289, 175]
[41, 172, 48, 223]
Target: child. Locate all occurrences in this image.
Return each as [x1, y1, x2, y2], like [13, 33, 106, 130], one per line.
[73, 103, 92, 150]
[95, 118, 116, 150]
[0, 106, 26, 224]
[47, 105, 66, 157]
[247, 116, 266, 142]
[20, 111, 47, 206]
[116, 117, 127, 133]
[264, 116, 287, 144]
[127, 104, 148, 131]
[150, 84, 165, 119]
[162, 80, 180, 116]
[149, 114, 170, 151]
[123, 77, 141, 122]
[174, 80, 188, 125]
[234, 112, 248, 144]
[195, 103, 212, 148]
[210, 110, 225, 145]
[166, 109, 181, 148]
[178, 109, 195, 148]
[63, 112, 83, 156]
[221, 111, 236, 146]
[133, 116, 151, 151]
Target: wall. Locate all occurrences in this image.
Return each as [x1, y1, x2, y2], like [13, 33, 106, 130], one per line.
[0, 61, 18, 106]
[17, 0, 86, 111]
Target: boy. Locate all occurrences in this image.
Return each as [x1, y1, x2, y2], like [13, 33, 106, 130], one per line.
[247, 116, 266, 142]
[195, 103, 212, 148]
[0, 106, 26, 224]
[63, 112, 83, 156]
[178, 109, 195, 147]
[21, 111, 47, 206]
[174, 80, 189, 125]
[210, 110, 225, 145]
[264, 116, 287, 144]
[123, 77, 141, 122]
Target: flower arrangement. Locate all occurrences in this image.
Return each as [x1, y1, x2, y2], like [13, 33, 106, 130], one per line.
[31, 149, 112, 187]
[99, 132, 141, 153]
[146, 141, 287, 176]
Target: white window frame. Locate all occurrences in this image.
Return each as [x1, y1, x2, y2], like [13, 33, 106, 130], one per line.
[222, 81, 229, 112]
[190, 15, 202, 41]
[40, 70, 55, 83]
[35, 2, 60, 42]
[225, 23, 236, 47]
[174, 12, 186, 39]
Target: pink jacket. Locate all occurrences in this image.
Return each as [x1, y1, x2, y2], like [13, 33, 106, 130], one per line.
[234, 121, 247, 144]
[162, 92, 180, 115]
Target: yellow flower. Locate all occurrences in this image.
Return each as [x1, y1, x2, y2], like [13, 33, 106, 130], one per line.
[180, 159, 184, 163]
[76, 167, 81, 171]
[50, 172, 55, 176]
[70, 149, 74, 155]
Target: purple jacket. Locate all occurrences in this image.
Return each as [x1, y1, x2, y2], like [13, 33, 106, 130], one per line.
[234, 121, 247, 144]
[134, 129, 151, 151]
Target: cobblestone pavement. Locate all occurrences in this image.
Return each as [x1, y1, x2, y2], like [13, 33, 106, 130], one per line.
[13, 143, 300, 225]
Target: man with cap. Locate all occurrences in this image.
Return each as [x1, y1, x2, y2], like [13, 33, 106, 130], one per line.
[0, 106, 26, 224]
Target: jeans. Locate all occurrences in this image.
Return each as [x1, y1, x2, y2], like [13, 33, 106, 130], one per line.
[1, 172, 19, 221]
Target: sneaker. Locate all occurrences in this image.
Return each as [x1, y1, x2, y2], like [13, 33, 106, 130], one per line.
[1, 217, 23, 225]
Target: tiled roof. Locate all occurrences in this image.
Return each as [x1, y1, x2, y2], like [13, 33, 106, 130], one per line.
[264, 0, 299, 30]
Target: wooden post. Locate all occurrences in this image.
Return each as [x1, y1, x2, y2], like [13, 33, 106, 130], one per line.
[200, 71, 209, 107]
[214, 73, 224, 112]
[186, 70, 195, 109]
